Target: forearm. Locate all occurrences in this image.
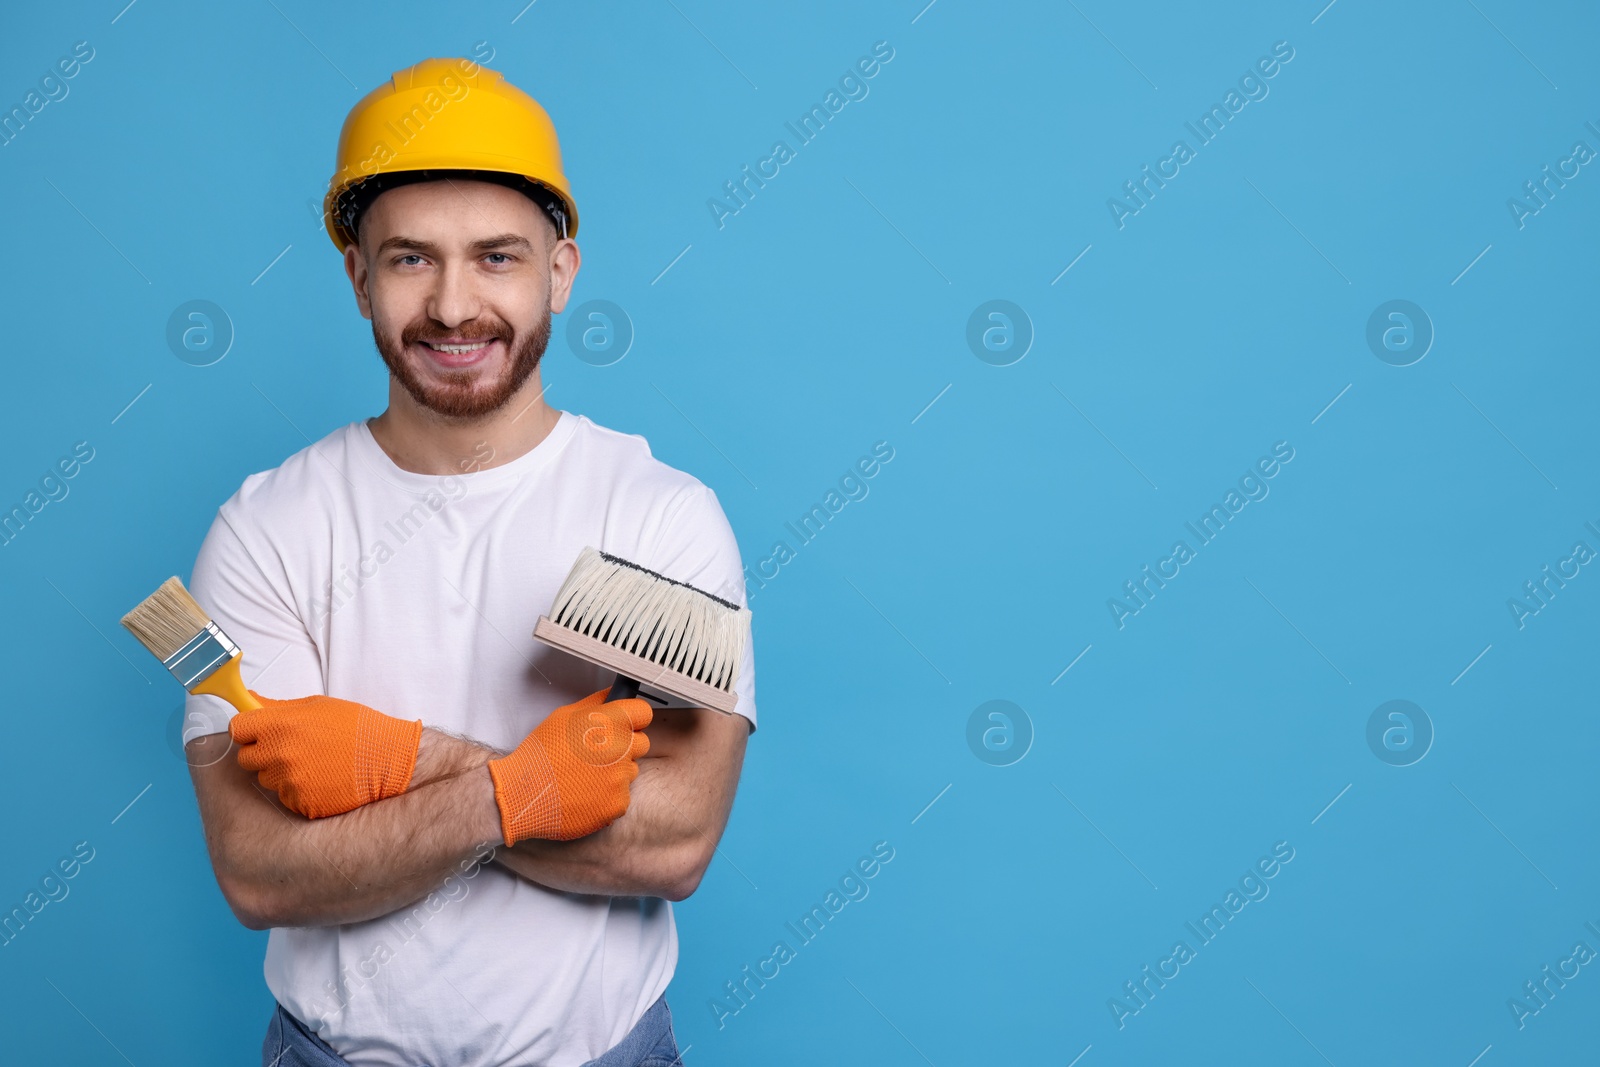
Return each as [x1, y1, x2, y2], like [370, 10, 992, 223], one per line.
[499, 755, 713, 900]
[218, 730, 502, 928]
[413, 727, 710, 898]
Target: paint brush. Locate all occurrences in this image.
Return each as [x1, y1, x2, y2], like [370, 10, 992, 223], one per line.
[532, 546, 749, 713]
[120, 576, 262, 712]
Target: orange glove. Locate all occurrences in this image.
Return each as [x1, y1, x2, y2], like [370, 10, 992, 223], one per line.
[229, 691, 423, 820]
[488, 688, 653, 844]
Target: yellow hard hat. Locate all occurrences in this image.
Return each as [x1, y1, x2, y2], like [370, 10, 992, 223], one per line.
[322, 57, 578, 253]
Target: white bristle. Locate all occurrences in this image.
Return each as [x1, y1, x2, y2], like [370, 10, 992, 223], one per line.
[121, 576, 212, 661]
[549, 547, 747, 692]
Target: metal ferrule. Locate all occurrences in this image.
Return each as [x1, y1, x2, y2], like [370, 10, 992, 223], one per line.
[163, 622, 241, 689]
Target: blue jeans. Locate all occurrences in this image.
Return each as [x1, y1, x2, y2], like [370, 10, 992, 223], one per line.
[262, 993, 681, 1067]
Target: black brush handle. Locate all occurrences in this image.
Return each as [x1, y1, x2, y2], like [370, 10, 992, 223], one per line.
[605, 674, 669, 705]
[606, 674, 642, 702]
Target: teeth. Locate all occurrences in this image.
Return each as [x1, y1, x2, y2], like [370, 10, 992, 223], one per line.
[425, 341, 492, 354]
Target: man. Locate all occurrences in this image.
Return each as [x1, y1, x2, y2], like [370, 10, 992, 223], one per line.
[181, 56, 756, 1067]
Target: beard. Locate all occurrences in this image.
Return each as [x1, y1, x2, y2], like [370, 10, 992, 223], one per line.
[372, 301, 552, 420]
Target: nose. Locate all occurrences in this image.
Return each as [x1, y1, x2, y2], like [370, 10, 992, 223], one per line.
[426, 258, 481, 328]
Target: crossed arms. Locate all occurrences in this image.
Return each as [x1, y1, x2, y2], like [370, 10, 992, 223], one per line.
[187, 705, 749, 930]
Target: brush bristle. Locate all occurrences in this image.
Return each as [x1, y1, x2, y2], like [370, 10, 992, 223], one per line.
[550, 547, 747, 692]
[121, 576, 212, 661]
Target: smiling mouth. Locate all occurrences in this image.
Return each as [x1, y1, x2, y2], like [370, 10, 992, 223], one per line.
[421, 339, 496, 354]
[414, 337, 504, 369]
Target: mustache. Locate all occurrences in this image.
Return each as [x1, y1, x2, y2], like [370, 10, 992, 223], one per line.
[402, 322, 511, 345]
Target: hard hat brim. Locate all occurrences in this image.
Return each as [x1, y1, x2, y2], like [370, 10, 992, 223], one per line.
[327, 168, 574, 252]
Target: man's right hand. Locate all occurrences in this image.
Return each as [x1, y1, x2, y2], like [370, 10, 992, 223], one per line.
[487, 688, 653, 844]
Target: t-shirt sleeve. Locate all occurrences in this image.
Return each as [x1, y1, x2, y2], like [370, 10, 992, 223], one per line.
[181, 506, 327, 741]
[645, 483, 757, 733]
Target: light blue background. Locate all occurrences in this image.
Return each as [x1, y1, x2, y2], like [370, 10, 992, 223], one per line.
[1, 1, 1596, 1063]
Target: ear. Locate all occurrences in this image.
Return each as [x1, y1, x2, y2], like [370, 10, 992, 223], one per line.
[345, 242, 374, 320]
[547, 234, 581, 316]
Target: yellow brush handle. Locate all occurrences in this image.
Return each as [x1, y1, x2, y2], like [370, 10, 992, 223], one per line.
[188, 655, 262, 712]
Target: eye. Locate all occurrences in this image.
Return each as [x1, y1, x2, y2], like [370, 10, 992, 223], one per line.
[485, 253, 513, 265]
[395, 254, 425, 266]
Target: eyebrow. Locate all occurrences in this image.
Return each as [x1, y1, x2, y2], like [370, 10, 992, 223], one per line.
[376, 233, 535, 256]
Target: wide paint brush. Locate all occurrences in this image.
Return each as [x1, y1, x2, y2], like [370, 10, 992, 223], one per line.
[532, 546, 749, 713]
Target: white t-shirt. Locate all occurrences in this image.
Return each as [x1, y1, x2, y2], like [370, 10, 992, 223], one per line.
[183, 409, 756, 1066]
